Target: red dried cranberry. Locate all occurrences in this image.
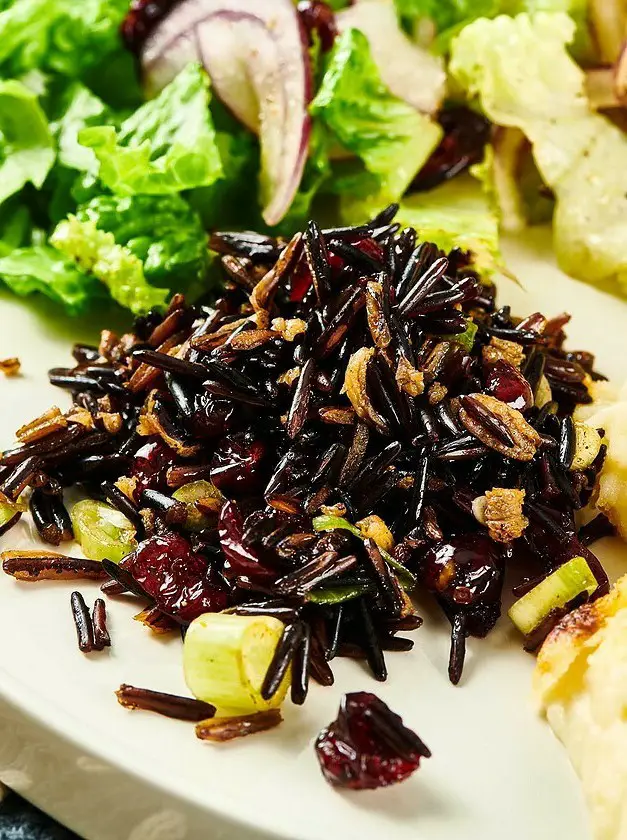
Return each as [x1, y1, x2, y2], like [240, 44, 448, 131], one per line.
[412, 107, 491, 192]
[288, 255, 313, 302]
[218, 501, 275, 580]
[354, 237, 385, 262]
[298, 0, 337, 52]
[484, 360, 533, 411]
[121, 0, 176, 53]
[421, 534, 503, 609]
[121, 531, 228, 622]
[131, 439, 177, 500]
[315, 692, 430, 790]
[191, 392, 234, 439]
[210, 433, 267, 495]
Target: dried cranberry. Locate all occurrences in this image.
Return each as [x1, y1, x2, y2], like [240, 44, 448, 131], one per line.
[191, 392, 234, 439]
[315, 692, 430, 790]
[131, 439, 177, 499]
[421, 534, 503, 610]
[412, 107, 491, 193]
[121, 532, 229, 622]
[218, 501, 275, 581]
[288, 255, 314, 302]
[298, 0, 337, 52]
[484, 360, 533, 411]
[210, 433, 267, 495]
[121, 0, 176, 53]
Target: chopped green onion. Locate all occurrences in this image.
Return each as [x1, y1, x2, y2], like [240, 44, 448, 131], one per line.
[172, 480, 224, 531]
[508, 556, 598, 636]
[312, 515, 361, 537]
[0, 502, 19, 529]
[306, 583, 373, 605]
[312, 514, 416, 591]
[184, 613, 289, 716]
[71, 500, 137, 564]
[442, 319, 477, 352]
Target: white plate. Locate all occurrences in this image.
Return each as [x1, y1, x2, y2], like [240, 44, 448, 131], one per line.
[0, 227, 626, 840]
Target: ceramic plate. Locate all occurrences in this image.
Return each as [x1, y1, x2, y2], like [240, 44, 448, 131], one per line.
[0, 227, 625, 840]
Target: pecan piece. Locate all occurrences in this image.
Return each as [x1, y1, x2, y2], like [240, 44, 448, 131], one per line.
[458, 393, 541, 461]
[473, 488, 528, 542]
[482, 337, 524, 368]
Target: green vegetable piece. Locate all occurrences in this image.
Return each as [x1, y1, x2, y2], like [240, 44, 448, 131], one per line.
[173, 480, 224, 532]
[50, 215, 169, 315]
[306, 583, 373, 605]
[79, 64, 223, 196]
[312, 514, 362, 537]
[184, 612, 289, 716]
[442, 319, 478, 351]
[0, 0, 130, 80]
[0, 502, 19, 530]
[51, 83, 109, 173]
[74, 193, 211, 303]
[508, 556, 598, 636]
[571, 423, 602, 471]
[71, 499, 137, 564]
[311, 28, 442, 206]
[0, 245, 105, 314]
[0, 79, 55, 209]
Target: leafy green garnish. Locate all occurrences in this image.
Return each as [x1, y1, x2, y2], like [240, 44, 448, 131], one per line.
[50, 215, 168, 314]
[79, 64, 223, 196]
[0, 244, 104, 314]
[0, 79, 55, 208]
[311, 28, 442, 206]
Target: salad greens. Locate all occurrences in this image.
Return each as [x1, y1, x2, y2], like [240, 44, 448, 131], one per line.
[0, 0, 624, 314]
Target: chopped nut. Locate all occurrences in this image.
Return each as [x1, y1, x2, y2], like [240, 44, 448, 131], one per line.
[428, 383, 448, 405]
[137, 414, 155, 437]
[16, 407, 67, 443]
[97, 412, 123, 434]
[535, 375, 553, 408]
[251, 310, 271, 330]
[365, 281, 391, 350]
[321, 503, 347, 517]
[0, 357, 20, 377]
[422, 342, 451, 378]
[115, 476, 138, 502]
[398, 475, 415, 490]
[271, 317, 307, 342]
[357, 515, 395, 553]
[395, 356, 425, 397]
[318, 406, 356, 425]
[98, 329, 120, 361]
[230, 329, 277, 350]
[66, 406, 95, 429]
[481, 488, 528, 542]
[344, 347, 388, 432]
[458, 393, 541, 461]
[277, 366, 301, 387]
[482, 337, 524, 368]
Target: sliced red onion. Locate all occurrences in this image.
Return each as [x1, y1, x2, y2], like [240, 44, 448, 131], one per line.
[337, 0, 446, 115]
[589, 0, 627, 64]
[141, 0, 312, 226]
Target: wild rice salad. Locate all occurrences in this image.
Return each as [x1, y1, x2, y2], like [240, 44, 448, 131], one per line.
[0, 205, 612, 782]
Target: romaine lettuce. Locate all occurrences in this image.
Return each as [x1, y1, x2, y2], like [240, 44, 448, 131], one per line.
[450, 13, 627, 296]
[311, 28, 442, 206]
[0, 79, 55, 208]
[79, 64, 223, 196]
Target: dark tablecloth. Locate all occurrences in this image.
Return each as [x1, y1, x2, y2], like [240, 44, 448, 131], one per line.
[0, 792, 79, 840]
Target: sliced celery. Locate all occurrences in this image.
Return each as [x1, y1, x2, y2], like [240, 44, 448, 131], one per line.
[71, 499, 137, 564]
[442, 319, 477, 352]
[508, 556, 598, 636]
[184, 613, 289, 716]
[0, 502, 18, 530]
[172, 479, 224, 531]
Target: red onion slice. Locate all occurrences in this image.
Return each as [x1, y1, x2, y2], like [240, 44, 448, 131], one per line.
[337, 0, 446, 115]
[141, 0, 312, 226]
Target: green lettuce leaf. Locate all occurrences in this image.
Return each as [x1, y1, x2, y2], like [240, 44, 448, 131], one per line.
[79, 64, 223, 197]
[50, 216, 168, 314]
[0, 245, 104, 314]
[0, 0, 129, 81]
[74, 193, 211, 302]
[50, 82, 109, 173]
[450, 13, 627, 295]
[311, 28, 442, 206]
[0, 79, 55, 208]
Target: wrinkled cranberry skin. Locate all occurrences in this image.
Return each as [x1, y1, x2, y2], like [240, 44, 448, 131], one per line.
[484, 360, 533, 411]
[218, 501, 275, 581]
[316, 693, 428, 790]
[130, 439, 177, 499]
[298, 0, 337, 52]
[210, 434, 267, 495]
[191, 392, 234, 439]
[122, 532, 229, 622]
[421, 534, 503, 609]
